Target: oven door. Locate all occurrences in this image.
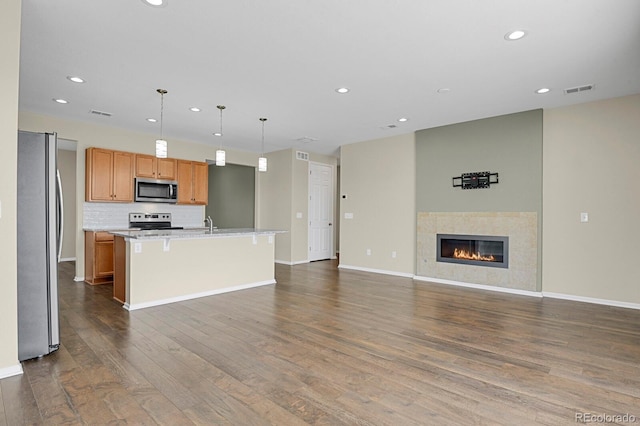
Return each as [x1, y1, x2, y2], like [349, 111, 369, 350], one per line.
[135, 178, 178, 203]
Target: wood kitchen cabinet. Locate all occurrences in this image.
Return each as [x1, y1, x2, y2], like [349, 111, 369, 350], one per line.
[85, 147, 134, 202]
[135, 154, 177, 180]
[177, 160, 208, 205]
[84, 231, 114, 285]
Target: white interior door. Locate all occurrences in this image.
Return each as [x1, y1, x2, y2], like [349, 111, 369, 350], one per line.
[308, 162, 333, 261]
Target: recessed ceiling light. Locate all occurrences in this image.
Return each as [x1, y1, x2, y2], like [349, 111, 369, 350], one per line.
[505, 30, 527, 41]
[146, 118, 157, 123]
[213, 132, 222, 137]
[53, 98, 68, 104]
[189, 107, 201, 112]
[67, 76, 85, 83]
[536, 88, 551, 94]
[335, 87, 350, 94]
[397, 117, 408, 122]
[142, 0, 167, 7]
[437, 88, 451, 94]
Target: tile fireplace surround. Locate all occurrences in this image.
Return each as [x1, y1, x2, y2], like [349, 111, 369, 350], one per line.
[417, 212, 538, 292]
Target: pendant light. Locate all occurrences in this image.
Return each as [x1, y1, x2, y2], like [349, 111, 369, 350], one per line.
[155, 89, 168, 158]
[215, 105, 226, 166]
[258, 117, 268, 172]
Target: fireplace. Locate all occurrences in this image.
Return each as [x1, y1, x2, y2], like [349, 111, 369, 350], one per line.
[437, 234, 509, 268]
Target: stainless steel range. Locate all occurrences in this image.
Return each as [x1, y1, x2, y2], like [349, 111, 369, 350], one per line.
[129, 212, 184, 230]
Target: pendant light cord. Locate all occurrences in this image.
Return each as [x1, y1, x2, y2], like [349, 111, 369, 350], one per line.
[260, 117, 267, 155]
[157, 88, 168, 140]
[217, 105, 226, 148]
[160, 92, 164, 139]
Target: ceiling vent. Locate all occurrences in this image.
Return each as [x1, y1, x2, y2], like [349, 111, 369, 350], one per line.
[296, 151, 309, 161]
[564, 84, 595, 95]
[295, 136, 318, 144]
[89, 109, 112, 117]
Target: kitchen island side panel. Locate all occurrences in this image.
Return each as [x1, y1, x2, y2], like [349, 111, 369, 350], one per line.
[126, 234, 275, 309]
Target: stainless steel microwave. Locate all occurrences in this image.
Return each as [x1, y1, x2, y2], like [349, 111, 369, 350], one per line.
[135, 178, 178, 203]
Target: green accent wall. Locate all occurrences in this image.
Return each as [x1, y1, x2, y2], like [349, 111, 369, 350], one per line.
[416, 109, 542, 213]
[206, 163, 255, 228]
[415, 109, 543, 290]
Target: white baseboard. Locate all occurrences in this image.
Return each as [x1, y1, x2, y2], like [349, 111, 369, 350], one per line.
[275, 259, 309, 265]
[414, 275, 542, 298]
[59, 257, 76, 262]
[124, 279, 276, 311]
[338, 264, 414, 278]
[0, 363, 23, 379]
[73, 276, 84, 282]
[542, 292, 640, 310]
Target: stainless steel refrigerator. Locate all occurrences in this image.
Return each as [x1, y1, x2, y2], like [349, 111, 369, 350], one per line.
[17, 130, 62, 361]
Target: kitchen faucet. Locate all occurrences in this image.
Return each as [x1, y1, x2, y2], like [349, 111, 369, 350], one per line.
[205, 215, 214, 232]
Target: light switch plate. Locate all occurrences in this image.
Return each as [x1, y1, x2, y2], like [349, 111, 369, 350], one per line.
[345, 212, 354, 219]
[134, 243, 142, 253]
[580, 212, 589, 223]
[296, 212, 303, 219]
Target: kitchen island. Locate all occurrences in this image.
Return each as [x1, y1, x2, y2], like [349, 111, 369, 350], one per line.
[110, 228, 283, 310]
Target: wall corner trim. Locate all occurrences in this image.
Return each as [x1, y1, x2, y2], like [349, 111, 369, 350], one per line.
[0, 364, 23, 379]
[542, 292, 640, 311]
[414, 276, 543, 298]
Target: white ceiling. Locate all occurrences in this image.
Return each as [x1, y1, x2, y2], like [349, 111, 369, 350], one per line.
[18, 0, 640, 157]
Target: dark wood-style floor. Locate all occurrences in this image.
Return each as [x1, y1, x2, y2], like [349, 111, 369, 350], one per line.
[2, 261, 639, 425]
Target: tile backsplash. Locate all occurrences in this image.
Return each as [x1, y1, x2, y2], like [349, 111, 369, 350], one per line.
[83, 202, 204, 230]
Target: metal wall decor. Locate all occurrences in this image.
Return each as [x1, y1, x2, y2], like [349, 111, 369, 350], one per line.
[452, 171, 499, 189]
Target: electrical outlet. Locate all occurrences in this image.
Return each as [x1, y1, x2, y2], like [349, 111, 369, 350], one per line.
[580, 212, 589, 223]
[345, 212, 354, 219]
[391, 251, 397, 258]
[134, 243, 142, 253]
[366, 249, 371, 256]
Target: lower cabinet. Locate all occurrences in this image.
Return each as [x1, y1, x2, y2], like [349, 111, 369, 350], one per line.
[85, 231, 114, 285]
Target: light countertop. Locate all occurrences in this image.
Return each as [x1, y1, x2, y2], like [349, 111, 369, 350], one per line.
[108, 228, 285, 240]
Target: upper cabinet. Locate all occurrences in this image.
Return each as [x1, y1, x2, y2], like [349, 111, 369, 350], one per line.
[135, 154, 177, 180]
[85, 148, 134, 202]
[177, 160, 208, 205]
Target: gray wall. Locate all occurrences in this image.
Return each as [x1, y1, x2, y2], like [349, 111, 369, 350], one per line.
[416, 109, 542, 213]
[206, 163, 255, 228]
[415, 109, 543, 289]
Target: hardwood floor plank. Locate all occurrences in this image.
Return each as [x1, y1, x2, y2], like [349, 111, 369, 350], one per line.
[0, 374, 43, 425]
[3, 260, 640, 425]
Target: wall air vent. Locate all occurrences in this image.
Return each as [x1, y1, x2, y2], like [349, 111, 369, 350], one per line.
[564, 84, 595, 95]
[89, 109, 112, 117]
[296, 151, 309, 161]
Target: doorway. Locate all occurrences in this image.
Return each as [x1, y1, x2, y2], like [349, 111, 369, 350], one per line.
[308, 162, 334, 261]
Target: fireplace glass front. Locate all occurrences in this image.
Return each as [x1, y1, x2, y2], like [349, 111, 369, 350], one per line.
[437, 234, 508, 268]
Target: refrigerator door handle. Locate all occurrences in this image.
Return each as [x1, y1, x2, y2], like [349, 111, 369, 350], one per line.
[56, 170, 64, 263]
